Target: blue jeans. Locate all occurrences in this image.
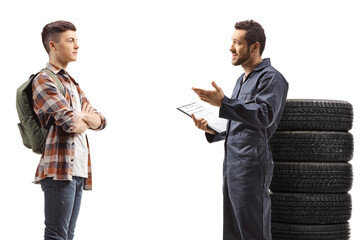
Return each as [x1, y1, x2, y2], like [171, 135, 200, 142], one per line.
[41, 177, 84, 240]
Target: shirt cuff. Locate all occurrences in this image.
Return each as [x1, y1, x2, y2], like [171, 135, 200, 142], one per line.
[91, 111, 107, 130]
[219, 95, 231, 119]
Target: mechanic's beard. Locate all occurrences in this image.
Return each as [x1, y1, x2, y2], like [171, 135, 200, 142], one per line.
[232, 47, 251, 66]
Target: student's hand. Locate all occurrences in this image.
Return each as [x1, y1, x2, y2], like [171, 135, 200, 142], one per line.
[82, 102, 95, 113]
[76, 109, 101, 130]
[76, 111, 85, 120]
[73, 116, 89, 133]
[77, 102, 95, 120]
[192, 81, 224, 107]
[191, 114, 216, 135]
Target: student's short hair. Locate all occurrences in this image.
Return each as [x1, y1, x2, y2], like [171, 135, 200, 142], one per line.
[234, 20, 266, 56]
[41, 20, 76, 54]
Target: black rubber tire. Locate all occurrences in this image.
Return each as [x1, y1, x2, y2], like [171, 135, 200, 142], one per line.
[270, 162, 353, 193]
[271, 192, 352, 224]
[277, 99, 353, 131]
[270, 131, 353, 162]
[271, 222, 350, 240]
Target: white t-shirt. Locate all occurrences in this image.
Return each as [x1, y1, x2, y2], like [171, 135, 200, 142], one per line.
[69, 81, 89, 178]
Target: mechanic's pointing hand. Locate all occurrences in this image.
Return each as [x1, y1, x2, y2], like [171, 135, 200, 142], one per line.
[192, 81, 224, 107]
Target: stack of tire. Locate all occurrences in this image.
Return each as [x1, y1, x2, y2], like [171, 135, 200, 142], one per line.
[269, 99, 354, 240]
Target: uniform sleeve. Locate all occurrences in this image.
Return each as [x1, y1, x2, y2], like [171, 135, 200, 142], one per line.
[32, 73, 78, 133]
[205, 131, 226, 143]
[219, 72, 288, 129]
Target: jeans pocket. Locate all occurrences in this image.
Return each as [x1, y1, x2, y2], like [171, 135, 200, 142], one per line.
[40, 178, 49, 191]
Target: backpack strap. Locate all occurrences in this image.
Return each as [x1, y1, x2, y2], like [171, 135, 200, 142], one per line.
[40, 68, 66, 96]
[37, 68, 67, 129]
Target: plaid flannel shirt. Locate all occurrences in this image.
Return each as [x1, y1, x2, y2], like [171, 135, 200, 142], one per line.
[32, 63, 106, 190]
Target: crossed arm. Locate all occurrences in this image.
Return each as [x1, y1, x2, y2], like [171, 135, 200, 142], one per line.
[73, 102, 102, 133]
[33, 74, 106, 134]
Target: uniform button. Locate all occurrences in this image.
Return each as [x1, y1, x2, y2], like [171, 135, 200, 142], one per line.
[72, 142, 75, 145]
[71, 159, 74, 162]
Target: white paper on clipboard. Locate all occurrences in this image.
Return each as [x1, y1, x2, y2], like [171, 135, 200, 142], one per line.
[177, 102, 227, 134]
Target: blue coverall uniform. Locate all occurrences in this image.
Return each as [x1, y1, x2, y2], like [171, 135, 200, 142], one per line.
[206, 58, 288, 240]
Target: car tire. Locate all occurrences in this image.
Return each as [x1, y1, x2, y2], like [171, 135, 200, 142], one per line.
[271, 192, 352, 224]
[271, 221, 350, 240]
[270, 131, 353, 162]
[277, 99, 353, 131]
[270, 162, 353, 193]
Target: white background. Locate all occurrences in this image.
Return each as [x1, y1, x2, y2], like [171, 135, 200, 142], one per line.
[0, 0, 359, 239]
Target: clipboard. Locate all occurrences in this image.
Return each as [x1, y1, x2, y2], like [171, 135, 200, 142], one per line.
[177, 102, 227, 134]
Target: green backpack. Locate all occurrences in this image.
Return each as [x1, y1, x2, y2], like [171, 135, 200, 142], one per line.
[16, 69, 65, 154]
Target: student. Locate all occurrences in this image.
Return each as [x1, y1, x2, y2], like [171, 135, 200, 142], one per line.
[33, 20, 107, 240]
[192, 20, 288, 240]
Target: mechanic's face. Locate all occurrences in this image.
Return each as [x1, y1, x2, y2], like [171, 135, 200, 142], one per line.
[230, 30, 251, 66]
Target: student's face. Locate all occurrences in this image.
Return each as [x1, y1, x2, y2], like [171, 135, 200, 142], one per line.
[50, 30, 79, 63]
[229, 30, 251, 66]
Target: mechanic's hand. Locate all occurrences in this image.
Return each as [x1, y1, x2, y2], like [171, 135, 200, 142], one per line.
[191, 114, 216, 135]
[192, 81, 224, 107]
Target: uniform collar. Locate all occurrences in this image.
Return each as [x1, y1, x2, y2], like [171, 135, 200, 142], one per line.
[253, 58, 271, 72]
[242, 58, 271, 82]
